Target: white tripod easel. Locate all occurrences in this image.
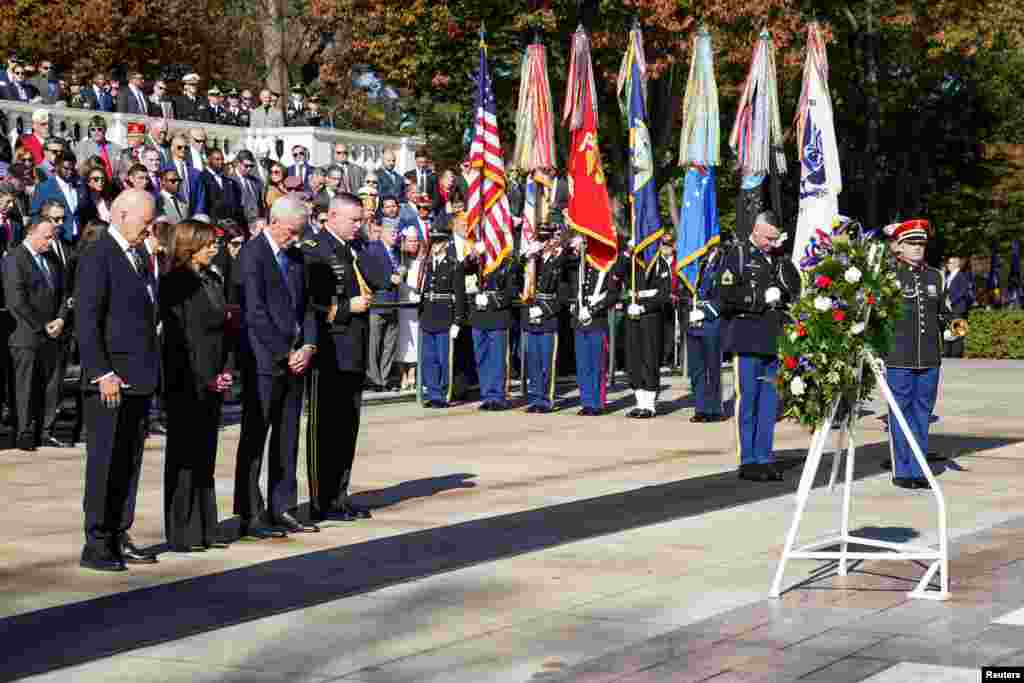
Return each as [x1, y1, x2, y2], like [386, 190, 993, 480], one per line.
[770, 348, 950, 600]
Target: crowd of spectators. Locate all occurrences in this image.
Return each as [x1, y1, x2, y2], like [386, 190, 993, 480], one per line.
[0, 53, 333, 128]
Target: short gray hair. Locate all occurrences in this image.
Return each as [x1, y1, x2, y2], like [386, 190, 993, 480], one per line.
[270, 193, 309, 225]
[329, 193, 362, 213]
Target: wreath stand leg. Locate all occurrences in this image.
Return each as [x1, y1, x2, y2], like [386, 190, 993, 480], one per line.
[770, 350, 950, 601]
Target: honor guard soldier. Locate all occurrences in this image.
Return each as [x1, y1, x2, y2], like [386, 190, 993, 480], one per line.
[464, 222, 518, 411]
[686, 241, 726, 423]
[719, 211, 801, 481]
[303, 194, 389, 521]
[521, 223, 569, 413]
[623, 239, 673, 418]
[882, 219, 951, 489]
[416, 222, 467, 408]
[224, 89, 251, 127]
[568, 236, 620, 415]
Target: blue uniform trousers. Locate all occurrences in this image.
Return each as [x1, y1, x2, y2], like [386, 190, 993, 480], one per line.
[575, 329, 608, 411]
[886, 367, 940, 479]
[421, 331, 453, 404]
[525, 331, 558, 410]
[734, 353, 779, 465]
[687, 331, 723, 416]
[473, 328, 508, 405]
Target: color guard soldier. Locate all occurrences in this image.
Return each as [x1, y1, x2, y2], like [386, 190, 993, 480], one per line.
[465, 228, 517, 411]
[686, 242, 726, 423]
[567, 236, 619, 415]
[416, 222, 466, 408]
[521, 223, 569, 413]
[882, 219, 951, 489]
[224, 89, 251, 128]
[719, 212, 800, 481]
[623, 239, 673, 418]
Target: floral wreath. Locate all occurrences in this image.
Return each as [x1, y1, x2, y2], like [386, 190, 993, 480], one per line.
[776, 216, 904, 430]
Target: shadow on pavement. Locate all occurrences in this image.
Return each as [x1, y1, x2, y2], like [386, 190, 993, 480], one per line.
[0, 433, 1018, 681]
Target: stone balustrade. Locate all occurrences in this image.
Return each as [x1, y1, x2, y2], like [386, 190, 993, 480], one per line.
[0, 100, 422, 173]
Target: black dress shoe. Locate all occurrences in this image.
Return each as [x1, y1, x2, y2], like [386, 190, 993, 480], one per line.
[534, 405, 553, 414]
[432, 401, 449, 409]
[912, 478, 932, 489]
[763, 463, 785, 480]
[80, 545, 126, 572]
[577, 407, 595, 416]
[325, 504, 357, 521]
[340, 501, 372, 519]
[489, 402, 508, 411]
[273, 512, 319, 533]
[636, 409, 655, 419]
[525, 405, 539, 413]
[204, 540, 230, 549]
[148, 422, 167, 436]
[422, 399, 434, 408]
[690, 413, 708, 423]
[119, 536, 158, 564]
[880, 459, 892, 471]
[42, 434, 72, 448]
[705, 414, 727, 423]
[238, 518, 286, 539]
[479, 401, 493, 411]
[626, 408, 643, 418]
[892, 477, 916, 489]
[16, 434, 36, 451]
[171, 544, 206, 553]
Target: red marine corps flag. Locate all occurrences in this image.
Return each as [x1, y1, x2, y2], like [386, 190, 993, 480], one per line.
[563, 25, 617, 271]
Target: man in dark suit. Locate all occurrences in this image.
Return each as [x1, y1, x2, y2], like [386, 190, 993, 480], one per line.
[76, 189, 161, 571]
[233, 150, 264, 226]
[201, 149, 244, 226]
[81, 73, 114, 112]
[30, 151, 82, 243]
[303, 193, 388, 521]
[287, 145, 314, 192]
[164, 135, 207, 219]
[412, 149, 437, 203]
[332, 143, 366, 194]
[234, 194, 318, 536]
[0, 63, 39, 102]
[3, 216, 70, 450]
[363, 206, 402, 390]
[147, 80, 176, 119]
[375, 149, 405, 203]
[117, 71, 150, 115]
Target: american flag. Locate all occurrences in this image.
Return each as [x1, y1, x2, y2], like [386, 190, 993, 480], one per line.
[467, 31, 514, 275]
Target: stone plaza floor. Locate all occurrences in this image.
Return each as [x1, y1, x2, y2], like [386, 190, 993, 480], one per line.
[2, 360, 1024, 682]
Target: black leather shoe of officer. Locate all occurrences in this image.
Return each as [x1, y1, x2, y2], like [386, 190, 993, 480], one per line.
[42, 433, 72, 448]
[534, 405, 553, 414]
[119, 535, 158, 564]
[912, 478, 932, 489]
[577, 407, 596, 416]
[80, 545, 126, 572]
[525, 405, 538, 413]
[340, 500, 372, 519]
[880, 459, 892, 471]
[892, 477, 916, 489]
[763, 463, 785, 480]
[16, 434, 36, 451]
[238, 517, 285, 539]
[479, 401, 493, 411]
[490, 402, 508, 411]
[274, 511, 319, 533]
[625, 408, 643, 418]
[690, 413, 708, 423]
[636, 409, 655, 419]
[422, 400, 435, 408]
[705, 414, 727, 423]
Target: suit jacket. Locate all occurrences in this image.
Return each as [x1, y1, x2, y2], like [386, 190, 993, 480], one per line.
[78, 190, 113, 227]
[249, 106, 284, 128]
[287, 163, 313, 192]
[376, 167, 405, 202]
[30, 177, 83, 242]
[201, 170, 244, 225]
[238, 233, 316, 376]
[117, 87, 150, 115]
[160, 267, 227, 398]
[0, 212, 24, 254]
[74, 231, 160, 394]
[74, 139, 123, 171]
[235, 173, 264, 224]
[148, 98, 176, 120]
[82, 86, 114, 112]
[1, 81, 40, 103]
[946, 270, 974, 316]
[158, 191, 189, 224]
[304, 231, 389, 373]
[411, 169, 438, 202]
[3, 243, 69, 348]
[363, 240, 400, 304]
[337, 162, 366, 194]
[162, 161, 207, 218]
[174, 95, 207, 122]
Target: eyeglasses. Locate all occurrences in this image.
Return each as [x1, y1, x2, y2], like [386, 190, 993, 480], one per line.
[366, 181, 379, 186]
[48, 215, 66, 222]
[88, 127, 105, 134]
[192, 138, 206, 144]
[293, 152, 306, 158]
[173, 145, 185, 150]
[88, 176, 104, 182]
[270, 170, 283, 176]
[166, 177, 182, 183]
[13, 71, 23, 76]
[240, 162, 254, 168]
[45, 148, 62, 154]
[334, 149, 348, 155]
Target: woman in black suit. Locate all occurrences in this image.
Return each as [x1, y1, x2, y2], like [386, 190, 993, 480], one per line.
[77, 168, 115, 225]
[160, 220, 233, 552]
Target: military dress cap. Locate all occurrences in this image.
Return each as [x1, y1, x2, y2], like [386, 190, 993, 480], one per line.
[182, 73, 200, 84]
[535, 223, 556, 240]
[357, 183, 378, 197]
[428, 222, 450, 242]
[308, 94, 321, 104]
[207, 85, 222, 96]
[226, 88, 240, 97]
[290, 84, 304, 95]
[884, 219, 930, 245]
[88, 114, 107, 129]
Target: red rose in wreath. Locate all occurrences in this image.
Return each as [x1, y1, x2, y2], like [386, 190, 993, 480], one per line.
[832, 310, 846, 322]
[796, 323, 807, 337]
[867, 294, 877, 305]
[814, 275, 833, 289]
[784, 356, 798, 370]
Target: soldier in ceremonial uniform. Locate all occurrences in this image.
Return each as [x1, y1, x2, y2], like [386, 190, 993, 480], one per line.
[686, 242, 726, 423]
[623, 240, 672, 418]
[464, 223, 518, 411]
[719, 212, 800, 482]
[175, 73, 208, 123]
[882, 219, 951, 489]
[416, 222, 466, 408]
[568, 236, 619, 416]
[303, 193, 390, 521]
[224, 89, 251, 127]
[521, 223, 569, 413]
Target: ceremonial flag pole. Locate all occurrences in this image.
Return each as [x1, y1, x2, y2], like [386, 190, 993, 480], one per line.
[676, 25, 721, 296]
[512, 37, 556, 253]
[987, 244, 1002, 308]
[562, 25, 617, 272]
[617, 20, 663, 300]
[1008, 239, 1022, 309]
[467, 25, 514, 276]
[792, 22, 842, 267]
[729, 28, 787, 246]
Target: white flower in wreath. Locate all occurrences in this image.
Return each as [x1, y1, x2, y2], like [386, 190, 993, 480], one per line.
[813, 295, 832, 312]
[850, 322, 866, 335]
[844, 266, 863, 284]
[790, 376, 806, 396]
[789, 331, 798, 343]
[826, 370, 841, 384]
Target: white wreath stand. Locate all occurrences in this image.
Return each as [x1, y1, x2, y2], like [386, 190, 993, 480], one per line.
[770, 348, 950, 600]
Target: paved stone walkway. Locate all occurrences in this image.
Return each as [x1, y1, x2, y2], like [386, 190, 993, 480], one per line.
[2, 360, 1023, 682]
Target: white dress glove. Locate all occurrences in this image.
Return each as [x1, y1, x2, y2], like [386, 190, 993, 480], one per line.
[450, 325, 460, 339]
[627, 303, 644, 317]
[943, 329, 956, 342]
[529, 306, 543, 319]
[765, 286, 782, 304]
[475, 293, 488, 307]
[409, 292, 421, 303]
[579, 306, 592, 324]
[689, 309, 706, 323]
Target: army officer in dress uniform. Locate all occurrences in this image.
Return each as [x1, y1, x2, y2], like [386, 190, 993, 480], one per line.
[882, 219, 951, 489]
[686, 242, 726, 423]
[521, 223, 570, 414]
[567, 236, 620, 416]
[719, 212, 801, 482]
[622, 239, 673, 419]
[416, 221, 467, 408]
